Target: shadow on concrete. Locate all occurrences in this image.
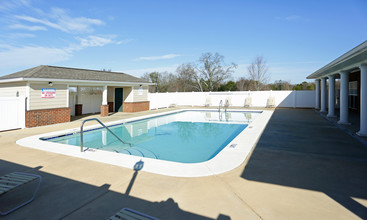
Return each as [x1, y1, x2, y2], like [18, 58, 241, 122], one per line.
[241, 108, 367, 219]
[0, 160, 230, 220]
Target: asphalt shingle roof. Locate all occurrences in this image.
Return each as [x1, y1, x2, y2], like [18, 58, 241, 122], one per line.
[0, 65, 150, 83]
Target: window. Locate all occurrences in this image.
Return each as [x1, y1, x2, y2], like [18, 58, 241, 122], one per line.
[349, 81, 357, 96]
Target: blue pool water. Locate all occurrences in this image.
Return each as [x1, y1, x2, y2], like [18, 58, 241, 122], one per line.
[42, 110, 259, 163]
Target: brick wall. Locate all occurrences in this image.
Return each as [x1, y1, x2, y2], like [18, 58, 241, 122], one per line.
[26, 107, 70, 128]
[100, 105, 109, 117]
[123, 101, 149, 113]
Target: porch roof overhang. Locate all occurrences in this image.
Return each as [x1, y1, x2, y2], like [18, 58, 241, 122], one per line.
[0, 77, 155, 87]
[307, 41, 367, 79]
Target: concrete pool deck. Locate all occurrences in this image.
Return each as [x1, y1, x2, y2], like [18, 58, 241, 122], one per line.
[0, 107, 366, 219]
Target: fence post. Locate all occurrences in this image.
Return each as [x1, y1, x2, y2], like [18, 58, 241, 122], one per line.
[192, 91, 195, 107]
[293, 90, 297, 108]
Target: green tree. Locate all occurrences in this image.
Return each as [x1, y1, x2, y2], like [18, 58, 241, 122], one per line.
[219, 81, 237, 91]
[293, 81, 315, 90]
[270, 80, 292, 90]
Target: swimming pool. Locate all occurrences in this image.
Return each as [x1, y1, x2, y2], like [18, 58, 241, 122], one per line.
[17, 109, 273, 177]
[41, 110, 256, 163]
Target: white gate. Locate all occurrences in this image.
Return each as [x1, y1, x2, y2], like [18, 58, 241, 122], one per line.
[0, 97, 25, 131]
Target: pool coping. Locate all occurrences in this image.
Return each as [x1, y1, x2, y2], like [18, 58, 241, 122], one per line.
[16, 109, 273, 177]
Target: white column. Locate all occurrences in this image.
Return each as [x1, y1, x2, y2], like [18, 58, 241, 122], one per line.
[66, 84, 69, 108]
[327, 75, 336, 117]
[131, 87, 134, 102]
[315, 79, 320, 109]
[357, 64, 367, 136]
[102, 85, 108, 105]
[25, 82, 30, 111]
[76, 86, 81, 104]
[320, 78, 327, 113]
[338, 71, 350, 124]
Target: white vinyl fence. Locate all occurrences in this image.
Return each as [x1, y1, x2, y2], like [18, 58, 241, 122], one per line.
[148, 90, 315, 109]
[0, 96, 25, 131]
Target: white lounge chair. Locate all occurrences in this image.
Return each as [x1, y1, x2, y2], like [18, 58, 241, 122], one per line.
[204, 96, 211, 107]
[0, 172, 42, 215]
[169, 103, 177, 108]
[244, 97, 252, 107]
[267, 97, 275, 108]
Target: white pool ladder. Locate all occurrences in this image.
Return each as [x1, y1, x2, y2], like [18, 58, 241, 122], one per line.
[224, 99, 229, 112]
[80, 118, 131, 152]
[218, 100, 223, 112]
[219, 99, 229, 113]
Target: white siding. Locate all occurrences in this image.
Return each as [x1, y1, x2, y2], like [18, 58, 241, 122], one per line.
[132, 86, 148, 102]
[124, 87, 133, 102]
[107, 86, 114, 102]
[0, 82, 26, 97]
[29, 83, 68, 110]
[108, 86, 148, 103]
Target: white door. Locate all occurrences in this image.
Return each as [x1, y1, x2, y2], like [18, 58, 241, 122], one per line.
[0, 97, 25, 131]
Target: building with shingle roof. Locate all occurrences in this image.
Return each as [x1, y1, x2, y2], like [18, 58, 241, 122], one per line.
[0, 65, 154, 128]
[0, 65, 151, 84]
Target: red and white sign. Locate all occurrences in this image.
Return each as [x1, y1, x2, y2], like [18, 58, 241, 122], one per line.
[41, 88, 56, 98]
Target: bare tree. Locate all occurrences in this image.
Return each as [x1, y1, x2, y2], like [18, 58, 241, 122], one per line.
[271, 80, 293, 90]
[165, 73, 179, 92]
[196, 52, 237, 91]
[236, 77, 256, 91]
[176, 63, 201, 92]
[142, 71, 178, 92]
[142, 72, 159, 92]
[247, 56, 269, 91]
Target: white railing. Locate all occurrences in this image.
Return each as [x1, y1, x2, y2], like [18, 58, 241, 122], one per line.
[148, 90, 315, 109]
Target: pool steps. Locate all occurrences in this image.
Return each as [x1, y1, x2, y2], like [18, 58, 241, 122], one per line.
[122, 147, 158, 159]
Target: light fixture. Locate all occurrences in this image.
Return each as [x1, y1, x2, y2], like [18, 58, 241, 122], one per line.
[48, 82, 53, 86]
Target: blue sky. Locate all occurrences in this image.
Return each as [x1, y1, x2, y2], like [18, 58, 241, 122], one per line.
[0, 0, 366, 83]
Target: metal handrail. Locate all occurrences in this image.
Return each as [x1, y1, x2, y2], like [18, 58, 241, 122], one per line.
[80, 118, 131, 152]
[218, 100, 223, 112]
